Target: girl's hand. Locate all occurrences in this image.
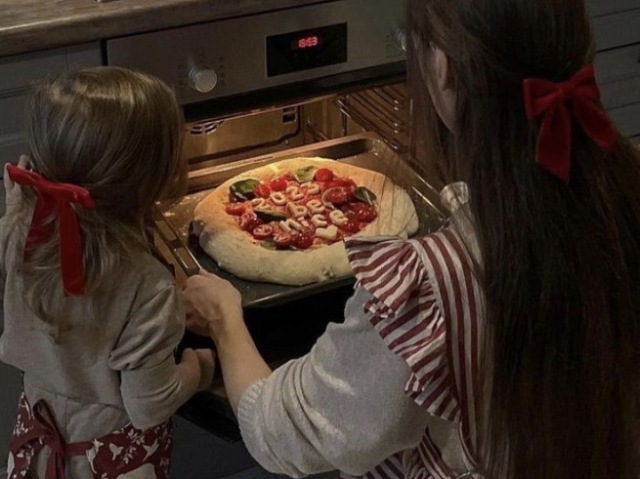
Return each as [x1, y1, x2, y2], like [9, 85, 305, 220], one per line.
[178, 347, 216, 393]
[3, 155, 30, 213]
[194, 348, 216, 391]
[181, 270, 243, 339]
[184, 314, 211, 338]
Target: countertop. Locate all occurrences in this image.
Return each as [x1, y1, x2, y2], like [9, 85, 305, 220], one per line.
[0, 0, 331, 57]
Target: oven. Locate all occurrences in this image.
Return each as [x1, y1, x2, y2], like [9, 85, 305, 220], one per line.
[105, 0, 446, 443]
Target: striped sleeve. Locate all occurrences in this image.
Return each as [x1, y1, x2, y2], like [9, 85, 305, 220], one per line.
[339, 452, 405, 479]
[344, 237, 460, 422]
[416, 230, 483, 458]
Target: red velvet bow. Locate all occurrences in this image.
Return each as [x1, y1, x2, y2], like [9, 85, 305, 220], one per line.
[6, 164, 94, 296]
[523, 64, 617, 183]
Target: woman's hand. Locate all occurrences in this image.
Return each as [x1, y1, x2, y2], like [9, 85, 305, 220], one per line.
[3, 155, 30, 214]
[181, 271, 271, 416]
[181, 270, 243, 340]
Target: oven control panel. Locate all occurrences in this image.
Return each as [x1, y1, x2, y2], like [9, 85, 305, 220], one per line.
[106, 0, 406, 105]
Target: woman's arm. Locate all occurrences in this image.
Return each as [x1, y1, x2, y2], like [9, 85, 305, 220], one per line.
[182, 271, 271, 413]
[210, 317, 272, 415]
[182, 272, 430, 477]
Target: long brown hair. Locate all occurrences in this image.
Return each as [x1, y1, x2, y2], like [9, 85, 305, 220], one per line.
[409, 0, 640, 478]
[8, 67, 186, 323]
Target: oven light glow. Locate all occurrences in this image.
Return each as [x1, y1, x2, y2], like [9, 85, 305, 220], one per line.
[297, 36, 320, 49]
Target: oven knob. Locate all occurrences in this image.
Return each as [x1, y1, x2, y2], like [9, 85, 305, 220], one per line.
[188, 66, 218, 93]
[395, 29, 408, 52]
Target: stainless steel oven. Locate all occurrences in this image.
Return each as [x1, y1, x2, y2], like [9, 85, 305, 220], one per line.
[105, 0, 446, 442]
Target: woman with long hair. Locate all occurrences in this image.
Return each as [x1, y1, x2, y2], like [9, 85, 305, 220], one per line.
[182, 0, 640, 477]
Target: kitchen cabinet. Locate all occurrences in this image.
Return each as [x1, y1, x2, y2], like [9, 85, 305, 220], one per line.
[0, 42, 101, 215]
[588, 0, 640, 17]
[588, 2, 640, 140]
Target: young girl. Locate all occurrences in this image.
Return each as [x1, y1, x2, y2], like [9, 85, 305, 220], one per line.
[0, 67, 214, 479]
[181, 0, 640, 478]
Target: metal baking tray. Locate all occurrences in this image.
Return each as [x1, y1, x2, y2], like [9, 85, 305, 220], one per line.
[155, 133, 446, 308]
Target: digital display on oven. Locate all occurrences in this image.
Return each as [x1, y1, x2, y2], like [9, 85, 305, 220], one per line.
[266, 23, 348, 77]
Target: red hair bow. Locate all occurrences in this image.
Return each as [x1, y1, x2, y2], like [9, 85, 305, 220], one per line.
[523, 64, 617, 183]
[6, 165, 95, 296]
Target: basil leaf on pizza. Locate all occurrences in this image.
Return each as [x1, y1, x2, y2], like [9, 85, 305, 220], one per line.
[229, 179, 260, 202]
[260, 239, 277, 250]
[193, 157, 419, 285]
[353, 186, 377, 204]
[255, 209, 287, 222]
[293, 165, 318, 183]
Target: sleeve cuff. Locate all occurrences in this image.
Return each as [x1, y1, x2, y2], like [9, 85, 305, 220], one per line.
[120, 354, 192, 429]
[237, 379, 267, 441]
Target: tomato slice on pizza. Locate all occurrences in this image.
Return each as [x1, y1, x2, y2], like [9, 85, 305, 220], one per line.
[223, 165, 378, 251]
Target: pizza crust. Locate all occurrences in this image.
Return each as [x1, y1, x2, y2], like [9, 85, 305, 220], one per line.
[193, 157, 419, 285]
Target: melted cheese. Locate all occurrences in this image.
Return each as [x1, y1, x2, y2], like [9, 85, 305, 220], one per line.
[305, 183, 321, 195]
[286, 185, 304, 201]
[280, 218, 304, 233]
[251, 198, 268, 211]
[270, 192, 287, 206]
[329, 210, 348, 226]
[315, 225, 338, 241]
[307, 199, 325, 214]
[287, 202, 309, 218]
[311, 214, 328, 227]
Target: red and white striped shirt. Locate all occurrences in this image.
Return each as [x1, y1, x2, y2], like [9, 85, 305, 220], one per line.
[341, 224, 483, 479]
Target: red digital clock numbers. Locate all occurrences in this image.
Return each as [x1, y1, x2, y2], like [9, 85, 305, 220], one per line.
[296, 35, 320, 50]
[267, 23, 346, 77]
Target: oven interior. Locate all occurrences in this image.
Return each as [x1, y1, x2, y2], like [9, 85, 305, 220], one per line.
[158, 84, 445, 304]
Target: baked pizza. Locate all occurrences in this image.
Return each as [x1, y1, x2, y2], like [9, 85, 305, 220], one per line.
[193, 157, 419, 285]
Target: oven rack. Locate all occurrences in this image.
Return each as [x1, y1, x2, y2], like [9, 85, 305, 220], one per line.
[337, 83, 410, 153]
